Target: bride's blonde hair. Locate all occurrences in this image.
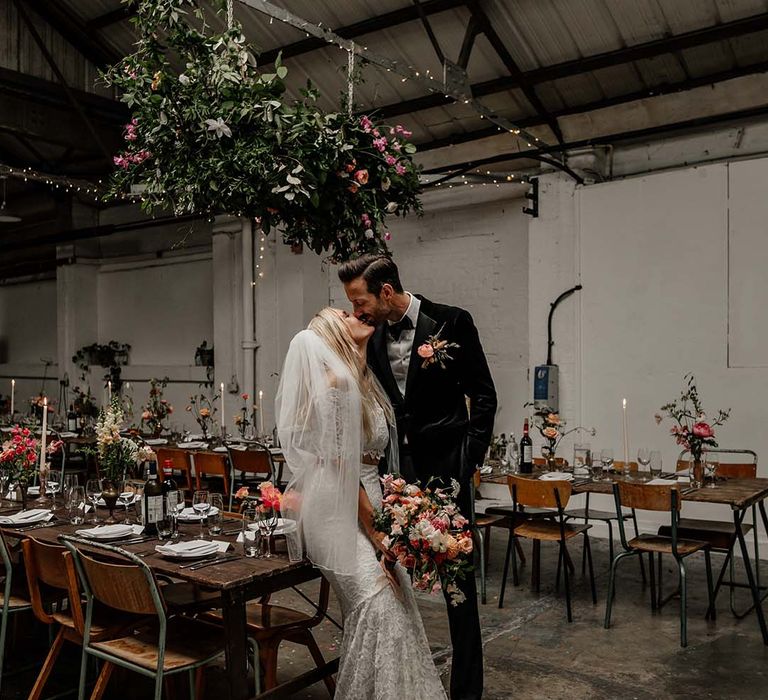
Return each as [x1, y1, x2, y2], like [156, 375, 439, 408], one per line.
[308, 307, 394, 438]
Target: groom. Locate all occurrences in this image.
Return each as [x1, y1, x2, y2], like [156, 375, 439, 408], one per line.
[339, 254, 496, 700]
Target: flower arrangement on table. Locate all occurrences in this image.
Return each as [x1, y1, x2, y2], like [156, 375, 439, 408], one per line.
[140, 377, 173, 437]
[233, 393, 255, 439]
[0, 427, 64, 506]
[94, 400, 141, 482]
[656, 374, 730, 463]
[101, 0, 422, 262]
[72, 386, 99, 419]
[29, 394, 55, 421]
[373, 475, 474, 606]
[529, 405, 596, 465]
[186, 392, 218, 441]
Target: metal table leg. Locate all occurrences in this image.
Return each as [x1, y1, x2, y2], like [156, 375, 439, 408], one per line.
[222, 587, 250, 700]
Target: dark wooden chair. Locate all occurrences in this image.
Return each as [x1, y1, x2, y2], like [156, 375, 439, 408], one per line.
[604, 481, 715, 647]
[0, 530, 31, 696]
[156, 447, 195, 497]
[498, 475, 597, 622]
[61, 536, 225, 700]
[191, 452, 231, 496]
[657, 451, 758, 618]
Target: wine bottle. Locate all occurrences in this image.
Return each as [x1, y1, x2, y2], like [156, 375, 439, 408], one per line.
[161, 459, 179, 509]
[142, 460, 164, 536]
[67, 404, 77, 432]
[520, 420, 533, 474]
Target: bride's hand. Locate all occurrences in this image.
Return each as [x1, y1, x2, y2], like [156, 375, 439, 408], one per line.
[380, 557, 404, 601]
[371, 530, 396, 562]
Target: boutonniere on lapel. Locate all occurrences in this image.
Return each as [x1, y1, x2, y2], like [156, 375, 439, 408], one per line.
[417, 324, 460, 369]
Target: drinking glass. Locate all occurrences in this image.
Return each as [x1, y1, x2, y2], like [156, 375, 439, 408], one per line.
[192, 490, 210, 539]
[120, 480, 136, 524]
[600, 449, 614, 480]
[208, 493, 223, 536]
[69, 485, 86, 525]
[637, 448, 651, 476]
[506, 441, 520, 475]
[242, 507, 259, 557]
[165, 491, 183, 540]
[62, 473, 79, 504]
[689, 459, 703, 489]
[573, 444, 591, 476]
[590, 453, 604, 481]
[257, 505, 277, 558]
[85, 479, 101, 524]
[704, 454, 719, 489]
[649, 451, 662, 478]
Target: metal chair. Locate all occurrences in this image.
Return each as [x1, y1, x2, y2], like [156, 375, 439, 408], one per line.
[498, 475, 597, 622]
[657, 449, 760, 618]
[191, 452, 231, 497]
[62, 536, 227, 700]
[0, 530, 31, 696]
[604, 481, 715, 647]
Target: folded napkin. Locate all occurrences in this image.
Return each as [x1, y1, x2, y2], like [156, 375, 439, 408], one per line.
[212, 446, 227, 453]
[177, 441, 208, 449]
[228, 443, 248, 451]
[0, 508, 53, 525]
[143, 438, 168, 446]
[76, 524, 137, 539]
[539, 471, 573, 481]
[188, 433, 204, 440]
[155, 540, 229, 556]
[59, 432, 78, 438]
[479, 465, 493, 475]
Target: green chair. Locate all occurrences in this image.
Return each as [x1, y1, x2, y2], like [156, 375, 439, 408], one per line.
[0, 530, 32, 695]
[62, 536, 229, 700]
[604, 481, 715, 647]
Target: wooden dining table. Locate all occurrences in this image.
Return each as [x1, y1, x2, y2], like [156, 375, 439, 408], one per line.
[482, 469, 768, 645]
[0, 500, 330, 700]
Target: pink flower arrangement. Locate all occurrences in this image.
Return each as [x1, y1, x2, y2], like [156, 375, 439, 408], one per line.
[373, 474, 474, 606]
[657, 374, 730, 461]
[258, 481, 282, 512]
[0, 426, 48, 485]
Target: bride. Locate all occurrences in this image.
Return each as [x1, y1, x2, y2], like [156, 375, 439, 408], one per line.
[276, 307, 448, 699]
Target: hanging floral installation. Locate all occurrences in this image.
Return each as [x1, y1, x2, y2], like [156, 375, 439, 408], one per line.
[102, 0, 422, 261]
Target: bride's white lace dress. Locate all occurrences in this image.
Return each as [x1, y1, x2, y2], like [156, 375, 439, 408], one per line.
[323, 402, 448, 699]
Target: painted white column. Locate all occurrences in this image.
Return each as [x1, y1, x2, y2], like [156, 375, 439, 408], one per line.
[212, 215, 244, 430]
[56, 256, 99, 398]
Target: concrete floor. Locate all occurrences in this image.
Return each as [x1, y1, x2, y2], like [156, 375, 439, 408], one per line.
[4, 532, 768, 699]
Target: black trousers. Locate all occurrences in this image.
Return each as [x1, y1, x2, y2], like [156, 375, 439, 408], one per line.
[402, 449, 483, 700]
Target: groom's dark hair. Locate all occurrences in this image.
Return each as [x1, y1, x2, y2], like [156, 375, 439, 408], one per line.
[338, 254, 404, 296]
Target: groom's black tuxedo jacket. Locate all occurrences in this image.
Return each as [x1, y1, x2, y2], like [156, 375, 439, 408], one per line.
[368, 295, 497, 485]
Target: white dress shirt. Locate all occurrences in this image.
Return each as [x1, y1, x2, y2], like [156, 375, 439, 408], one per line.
[386, 292, 420, 398]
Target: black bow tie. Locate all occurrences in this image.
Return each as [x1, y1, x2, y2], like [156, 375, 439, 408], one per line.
[388, 316, 413, 341]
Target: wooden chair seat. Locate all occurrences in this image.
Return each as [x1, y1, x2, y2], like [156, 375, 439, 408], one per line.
[0, 592, 30, 610]
[206, 601, 314, 637]
[565, 507, 633, 522]
[475, 513, 506, 528]
[485, 505, 555, 519]
[91, 617, 224, 672]
[515, 521, 591, 542]
[628, 534, 709, 556]
[657, 519, 753, 552]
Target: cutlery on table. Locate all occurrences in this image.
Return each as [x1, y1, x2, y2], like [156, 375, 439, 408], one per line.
[183, 555, 240, 571]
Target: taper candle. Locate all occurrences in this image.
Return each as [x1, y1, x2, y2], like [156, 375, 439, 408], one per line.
[258, 390, 264, 437]
[10, 379, 14, 416]
[39, 397, 48, 470]
[622, 398, 629, 466]
[220, 382, 225, 435]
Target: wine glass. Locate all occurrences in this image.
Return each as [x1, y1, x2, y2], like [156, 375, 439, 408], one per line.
[165, 491, 183, 540]
[120, 480, 136, 524]
[256, 503, 278, 558]
[600, 449, 614, 479]
[704, 454, 719, 488]
[649, 450, 662, 478]
[192, 490, 210, 539]
[637, 448, 651, 477]
[69, 486, 86, 525]
[85, 479, 101, 524]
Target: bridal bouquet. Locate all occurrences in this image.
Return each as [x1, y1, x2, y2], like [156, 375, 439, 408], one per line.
[374, 475, 474, 606]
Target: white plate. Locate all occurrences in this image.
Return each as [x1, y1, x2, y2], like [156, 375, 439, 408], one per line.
[538, 472, 574, 482]
[143, 438, 168, 446]
[155, 541, 219, 559]
[176, 506, 220, 522]
[76, 524, 135, 540]
[212, 446, 227, 453]
[177, 442, 208, 450]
